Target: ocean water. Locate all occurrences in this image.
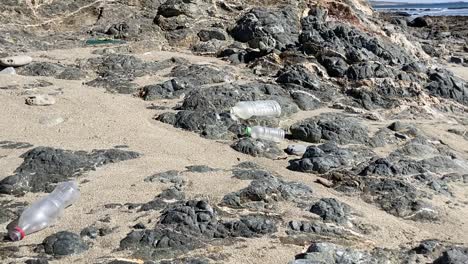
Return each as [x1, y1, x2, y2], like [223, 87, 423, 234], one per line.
[374, 2, 468, 16]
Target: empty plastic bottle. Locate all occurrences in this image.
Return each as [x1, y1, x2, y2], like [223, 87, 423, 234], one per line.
[9, 181, 80, 241]
[0, 67, 16, 75]
[246, 126, 285, 142]
[230, 100, 281, 120]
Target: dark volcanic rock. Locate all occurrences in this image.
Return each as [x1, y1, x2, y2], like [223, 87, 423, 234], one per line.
[290, 242, 376, 263]
[0, 140, 33, 149]
[157, 110, 234, 139]
[17, 62, 85, 80]
[408, 16, 431, 28]
[121, 200, 277, 259]
[434, 247, 468, 264]
[425, 69, 468, 105]
[364, 178, 437, 220]
[309, 198, 351, 224]
[222, 174, 313, 209]
[43, 231, 88, 256]
[288, 142, 373, 174]
[230, 6, 300, 51]
[276, 64, 321, 90]
[290, 114, 370, 144]
[139, 186, 186, 211]
[198, 29, 227, 42]
[346, 62, 393, 80]
[0, 147, 139, 194]
[231, 138, 284, 159]
[299, 9, 412, 65]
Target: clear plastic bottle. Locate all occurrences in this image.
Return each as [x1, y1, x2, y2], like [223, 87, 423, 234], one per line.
[9, 181, 80, 241]
[230, 100, 281, 120]
[247, 126, 285, 142]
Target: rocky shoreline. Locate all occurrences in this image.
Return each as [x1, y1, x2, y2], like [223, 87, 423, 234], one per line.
[0, 0, 467, 263]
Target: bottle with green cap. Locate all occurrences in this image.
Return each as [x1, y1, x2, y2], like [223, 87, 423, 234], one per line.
[246, 126, 285, 142]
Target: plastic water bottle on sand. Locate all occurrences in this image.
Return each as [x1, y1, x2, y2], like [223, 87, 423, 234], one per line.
[231, 100, 281, 120]
[9, 181, 80, 241]
[246, 126, 285, 142]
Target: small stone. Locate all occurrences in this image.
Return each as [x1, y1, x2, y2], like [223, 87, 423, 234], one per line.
[43, 231, 88, 256]
[289, 220, 301, 231]
[25, 95, 56, 106]
[80, 226, 98, 239]
[450, 57, 464, 64]
[133, 223, 146, 229]
[99, 227, 113, 236]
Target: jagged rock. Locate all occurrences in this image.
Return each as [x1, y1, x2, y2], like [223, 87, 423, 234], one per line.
[121, 200, 277, 259]
[230, 6, 300, 51]
[198, 29, 227, 41]
[231, 138, 284, 159]
[364, 178, 437, 220]
[276, 65, 321, 90]
[288, 142, 372, 174]
[0, 147, 139, 194]
[232, 168, 274, 180]
[157, 110, 234, 139]
[43, 231, 88, 256]
[222, 174, 312, 209]
[140, 186, 186, 211]
[408, 16, 431, 28]
[347, 62, 393, 80]
[85, 73, 137, 94]
[287, 220, 351, 237]
[290, 242, 377, 264]
[290, 114, 370, 144]
[16, 62, 85, 80]
[402, 62, 427, 73]
[434, 247, 468, 264]
[309, 198, 351, 224]
[318, 56, 349, 77]
[425, 69, 468, 105]
[140, 79, 186, 100]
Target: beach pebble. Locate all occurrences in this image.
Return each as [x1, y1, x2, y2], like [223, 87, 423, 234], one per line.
[25, 94, 56, 106]
[0, 55, 32, 67]
[0, 67, 16, 75]
[43, 231, 88, 256]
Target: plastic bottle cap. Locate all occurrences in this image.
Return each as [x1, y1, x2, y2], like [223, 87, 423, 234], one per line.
[245, 127, 252, 136]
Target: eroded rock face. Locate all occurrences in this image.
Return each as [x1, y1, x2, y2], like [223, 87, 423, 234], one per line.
[0, 147, 140, 195]
[230, 6, 301, 51]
